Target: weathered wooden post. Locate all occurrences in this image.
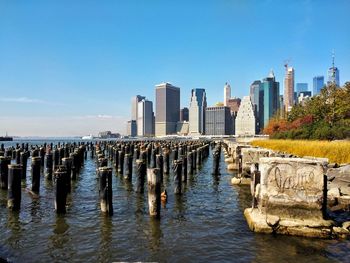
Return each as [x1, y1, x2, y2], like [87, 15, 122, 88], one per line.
[136, 160, 146, 193]
[182, 156, 187, 181]
[54, 166, 68, 214]
[187, 151, 193, 175]
[192, 150, 197, 170]
[118, 150, 124, 174]
[15, 149, 21, 165]
[151, 148, 157, 168]
[124, 153, 132, 181]
[147, 168, 161, 218]
[40, 147, 45, 167]
[134, 147, 140, 160]
[173, 147, 178, 161]
[31, 157, 41, 195]
[70, 152, 78, 180]
[114, 148, 119, 172]
[173, 160, 182, 194]
[0, 156, 11, 189]
[147, 146, 152, 167]
[212, 150, 220, 175]
[7, 164, 22, 210]
[53, 148, 59, 169]
[20, 152, 28, 180]
[163, 150, 170, 175]
[156, 154, 164, 182]
[98, 167, 113, 216]
[46, 152, 53, 180]
[62, 157, 72, 193]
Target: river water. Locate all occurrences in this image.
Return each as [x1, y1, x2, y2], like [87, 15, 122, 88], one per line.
[0, 140, 349, 263]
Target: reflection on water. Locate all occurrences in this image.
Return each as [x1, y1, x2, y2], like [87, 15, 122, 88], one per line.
[0, 140, 349, 262]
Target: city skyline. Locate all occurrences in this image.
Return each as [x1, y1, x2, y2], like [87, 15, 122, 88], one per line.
[0, 0, 349, 136]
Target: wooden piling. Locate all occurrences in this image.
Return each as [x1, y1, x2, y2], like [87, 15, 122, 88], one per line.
[0, 156, 11, 189]
[124, 153, 132, 181]
[173, 160, 182, 194]
[7, 164, 22, 210]
[31, 157, 41, 194]
[147, 168, 161, 218]
[136, 159, 146, 193]
[54, 166, 68, 214]
[98, 167, 113, 216]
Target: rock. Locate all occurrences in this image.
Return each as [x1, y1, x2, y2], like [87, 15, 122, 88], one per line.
[240, 177, 251, 185]
[342, 221, 350, 230]
[332, 227, 349, 238]
[231, 177, 241, 185]
[328, 163, 339, 168]
[227, 163, 237, 170]
[266, 215, 280, 227]
[328, 187, 341, 198]
[225, 157, 233, 163]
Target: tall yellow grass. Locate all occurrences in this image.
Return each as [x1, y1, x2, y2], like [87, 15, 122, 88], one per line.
[251, 139, 350, 164]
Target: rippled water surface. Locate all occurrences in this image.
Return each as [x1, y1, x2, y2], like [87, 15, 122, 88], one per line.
[0, 140, 349, 263]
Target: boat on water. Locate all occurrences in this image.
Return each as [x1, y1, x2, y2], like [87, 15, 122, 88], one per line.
[0, 132, 13, 141]
[0, 136, 13, 141]
[81, 135, 94, 140]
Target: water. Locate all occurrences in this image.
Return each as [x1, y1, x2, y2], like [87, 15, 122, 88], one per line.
[0, 140, 349, 263]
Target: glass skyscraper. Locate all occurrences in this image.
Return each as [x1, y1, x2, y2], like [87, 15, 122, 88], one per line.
[261, 71, 280, 129]
[313, 76, 324, 96]
[296, 83, 308, 94]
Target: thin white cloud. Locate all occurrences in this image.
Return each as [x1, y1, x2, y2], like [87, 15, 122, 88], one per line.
[0, 97, 63, 106]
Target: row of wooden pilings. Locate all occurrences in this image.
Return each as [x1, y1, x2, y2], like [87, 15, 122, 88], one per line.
[93, 140, 215, 218]
[0, 142, 87, 213]
[0, 140, 221, 218]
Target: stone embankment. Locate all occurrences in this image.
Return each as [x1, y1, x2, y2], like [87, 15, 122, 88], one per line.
[223, 140, 350, 239]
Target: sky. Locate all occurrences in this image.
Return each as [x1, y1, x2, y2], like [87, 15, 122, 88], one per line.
[0, 0, 349, 137]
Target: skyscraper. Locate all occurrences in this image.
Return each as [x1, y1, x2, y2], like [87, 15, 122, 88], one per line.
[235, 96, 256, 136]
[296, 83, 308, 94]
[189, 88, 207, 135]
[205, 106, 233, 135]
[250, 80, 261, 131]
[126, 120, 137, 137]
[155, 82, 180, 136]
[261, 70, 280, 129]
[224, 82, 231, 106]
[180, 107, 189, 122]
[327, 52, 340, 86]
[284, 65, 295, 112]
[131, 95, 146, 121]
[313, 76, 325, 96]
[137, 99, 154, 137]
[226, 98, 241, 116]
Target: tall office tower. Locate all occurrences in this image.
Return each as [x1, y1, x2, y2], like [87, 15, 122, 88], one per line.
[180, 107, 189, 122]
[250, 80, 262, 131]
[205, 106, 233, 135]
[284, 65, 295, 112]
[226, 98, 241, 116]
[155, 82, 180, 136]
[224, 82, 231, 106]
[296, 83, 308, 94]
[131, 95, 146, 120]
[260, 70, 280, 129]
[137, 99, 154, 137]
[189, 88, 207, 135]
[313, 76, 325, 96]
[126, 120, 137, 137]
[328, 52, 340, 86]
[235, 96, 256, 136]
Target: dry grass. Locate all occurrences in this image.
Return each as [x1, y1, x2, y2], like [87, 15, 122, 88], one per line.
[251, 139, 350, 164]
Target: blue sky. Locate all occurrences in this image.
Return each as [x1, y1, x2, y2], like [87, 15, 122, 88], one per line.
[0, 0, 349, 136]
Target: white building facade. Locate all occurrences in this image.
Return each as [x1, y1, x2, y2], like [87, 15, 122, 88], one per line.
[235, 96, 256, 136]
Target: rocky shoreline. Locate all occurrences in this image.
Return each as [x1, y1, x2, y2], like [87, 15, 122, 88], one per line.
[223, 140, 350, 239]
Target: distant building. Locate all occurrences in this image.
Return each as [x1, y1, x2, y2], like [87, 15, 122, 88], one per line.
[205, 106, 233, 135]
[98, 131, 120, 139]
[298, 92, 312, 106]
[327, 52, 340, 86]
[235, 96, 256, 136]
[126, 120, 137, 137]
[180, 107, 189, 122]
[176, 121, 189, 136]
[137, 99, 154, 137]
[296, 83, 308, 94]
[224, 82, 231, 106]
[226, 98, 241, 116]
[313, 76, 325, 96]
[284, 66, 295, 112]
[260, 70, 280, 129]
[155, 82, 180, 136]
[131, 95, 146, 120]
[250, 80, 262, 132]
[189, 88, 207, 135]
